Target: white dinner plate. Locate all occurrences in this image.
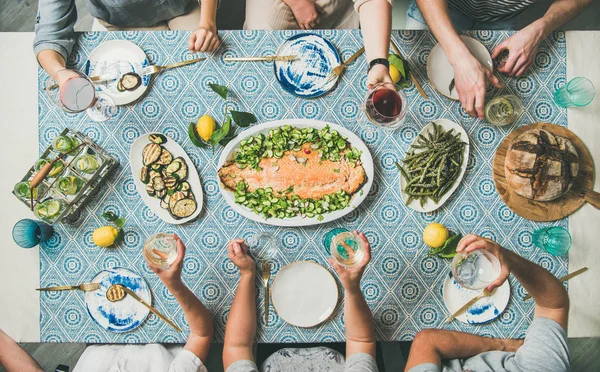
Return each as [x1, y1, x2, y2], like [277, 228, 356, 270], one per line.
[85, 267, 151, 332]
[130, 133, 203, 224]
[442, 272, 510, 324]
[399, 118, 470, 213]
[216, 119, 374, 227]
[427, 36, 493, 100]
[275, 33, 341, 98]
[85, 40, 150, 105]
[271, 261, 339, 327]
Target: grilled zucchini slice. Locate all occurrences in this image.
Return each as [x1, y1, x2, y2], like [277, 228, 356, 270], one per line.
[139, 166, 150, 184]
[160, 198, 169, 209]
[145, 183, 155, 196]
[179, 181, 191, 192]
[166, 160, 181, 174]
[171, 198, 197, 219]
[169, 191, 186, 211]
[156, 148, 173, 166]
[164, 176, 178, 189]
[150, 163, 163, 171]
[152, 176, 166, 191]
[155, 188, 167, 199]
[174, 158, 188, 180]
[142, 143, 162, 165]
[149, 133, 167, 144]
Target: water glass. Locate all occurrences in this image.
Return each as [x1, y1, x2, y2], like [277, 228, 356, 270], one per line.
[12, 219, 54, 248]
[532, 226, 571, 256]
[247, 232, 277, 260]
[143, 233, 178, 269]
[451, 249, 501, 290]
[553, 77, 595, 108]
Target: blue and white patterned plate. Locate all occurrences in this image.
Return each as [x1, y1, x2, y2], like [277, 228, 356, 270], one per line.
[442, 272, 510, 324]
[85, 267, 151, 332]
[274, 34, 341, 98]
[85, 40, 150, 105]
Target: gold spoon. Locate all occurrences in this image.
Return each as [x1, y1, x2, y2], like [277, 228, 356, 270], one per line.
[106, 284, 181, 332]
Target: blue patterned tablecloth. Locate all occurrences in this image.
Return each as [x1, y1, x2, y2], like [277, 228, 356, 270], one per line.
[38, 30, 568, 343]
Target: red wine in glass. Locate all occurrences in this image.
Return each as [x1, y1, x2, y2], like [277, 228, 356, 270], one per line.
[363, 84, 406, 129]
[59, 76, 96, 112]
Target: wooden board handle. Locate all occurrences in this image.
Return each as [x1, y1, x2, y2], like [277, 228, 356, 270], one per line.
[30, 162, 54, 188]
[582, 188, 600, 209]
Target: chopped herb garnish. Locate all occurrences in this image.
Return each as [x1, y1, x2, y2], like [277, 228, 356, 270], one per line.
[333, 168, 340, 173]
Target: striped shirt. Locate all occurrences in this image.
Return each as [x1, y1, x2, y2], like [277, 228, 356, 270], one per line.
[448, 0, 537, 22]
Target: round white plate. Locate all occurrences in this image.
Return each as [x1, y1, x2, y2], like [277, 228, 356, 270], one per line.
[275, 33, 341, 98]
[400, 118, 470, 213]
[427, 36, 493, 100]
[442, 272, 510, 324]
[85, 267, 151, 332]
[271, 261, 338, 327]
[86, 40, 150, 105]
[216, 119, 374, 227]
[130, 133, 203, 224]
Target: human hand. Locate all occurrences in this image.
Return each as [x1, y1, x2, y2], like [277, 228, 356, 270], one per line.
[492, 22, 545, 77]
[452, 54, 502, 119]
[289, 0, 321, 30]
[227, 239, 255, 276]
[328, 231, 371, 292]
[456, 234, 510, 291]
[188, 22, 220, 53]
[151, 234, 185, 287]
[367, 63, 395, 90]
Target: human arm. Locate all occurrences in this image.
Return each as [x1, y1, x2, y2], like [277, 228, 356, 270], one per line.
[416, 0, 501, 118]
[356, 0, 394, 89]
[151, 235, 213, 363]
[329, 232, 376, 358]
[492, 0, 592, 76]
[405, 329, 523, 370]
[188, 0, 220, 52]
[0, 329, 43, 372]
[222, 239, 257, 370]
[34, 0, 77, 75]
[457, 234, 570, 329]
[282, 0, 321, 30]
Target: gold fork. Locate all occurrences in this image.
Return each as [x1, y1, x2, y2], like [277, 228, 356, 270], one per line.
[36, 283, 100, 292]
[261, 261, 272, 326]
[141, 57, 206, 76]
[324, 46, 365, 85]
[223, 55, 297, 62]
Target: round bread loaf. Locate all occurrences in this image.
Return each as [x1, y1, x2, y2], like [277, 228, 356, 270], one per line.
[504, 129, 579, 201]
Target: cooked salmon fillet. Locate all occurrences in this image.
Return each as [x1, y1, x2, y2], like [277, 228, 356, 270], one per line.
[219, 144, 366, 200]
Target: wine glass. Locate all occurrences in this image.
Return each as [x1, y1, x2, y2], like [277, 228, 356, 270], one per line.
[451, 249, 501, 290]
[361, 83, 407, 130]
[45, 69, 116, 122]
[143, 233, 178, 270]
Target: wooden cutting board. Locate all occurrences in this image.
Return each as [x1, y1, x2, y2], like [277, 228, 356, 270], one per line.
[493, 122, 597, 222]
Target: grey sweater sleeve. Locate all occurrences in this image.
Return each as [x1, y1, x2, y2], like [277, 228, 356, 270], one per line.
[33, 0, 78, 61]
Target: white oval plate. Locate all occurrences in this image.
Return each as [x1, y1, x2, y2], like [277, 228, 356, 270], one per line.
[217, 119, 374, 227]
[130, 133, 203, 224]
[271, 261, 338, 328]
[442, 272, 510, 324]
[400, 118, 470, 213]
[275, 33, 341, 98]
[86, 40, 150, 105]
[427, 36, 493, 100]
[85, 267, 151, 333]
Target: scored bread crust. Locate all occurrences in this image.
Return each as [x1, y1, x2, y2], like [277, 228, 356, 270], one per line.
[504, 129, 579, 201]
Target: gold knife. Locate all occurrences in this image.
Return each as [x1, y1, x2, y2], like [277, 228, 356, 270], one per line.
[223, 55, 297, 62]
[523, 267, 588, 301]
[121, 286, 182, 332]
[390, 40, 428, 99]
[36, 283, 100, 291]
[445, 288, 495, 323]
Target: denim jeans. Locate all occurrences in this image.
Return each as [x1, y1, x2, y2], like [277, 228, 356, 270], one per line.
[406, 0, 519, 30]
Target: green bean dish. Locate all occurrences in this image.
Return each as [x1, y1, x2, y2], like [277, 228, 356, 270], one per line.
[396, 122, 467, 208]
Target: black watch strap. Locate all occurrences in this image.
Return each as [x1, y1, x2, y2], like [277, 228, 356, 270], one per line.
[368, 58, 389, 72]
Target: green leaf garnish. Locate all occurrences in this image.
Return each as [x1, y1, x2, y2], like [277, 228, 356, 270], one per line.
[188, 122, 208, 148]
[208, 83, 228, 99]
[210, 116, 231, 145]
[231, 110, 257, 128]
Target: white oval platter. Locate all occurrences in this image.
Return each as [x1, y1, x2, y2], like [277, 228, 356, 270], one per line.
[217, 119, 374, 227]
[130, 133, 203, 224]
[399, 118, 470, 213]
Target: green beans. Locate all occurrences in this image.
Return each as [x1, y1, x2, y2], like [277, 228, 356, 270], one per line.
[234, 125, 362, 169]
[397, 122, 466, 206]
[234, 181, 351, 220]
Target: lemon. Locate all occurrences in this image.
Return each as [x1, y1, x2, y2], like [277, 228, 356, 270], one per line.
[196, 115, 216, 142]
[389, 64, 401, 84]
[93, 226, 119, 247]
[423, 223, 449, 248]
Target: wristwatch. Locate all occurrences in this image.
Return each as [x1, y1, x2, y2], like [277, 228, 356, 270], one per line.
[368, 58, 389, 72]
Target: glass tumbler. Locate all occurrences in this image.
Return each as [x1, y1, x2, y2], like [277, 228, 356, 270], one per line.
[12, 219, 54, 248]
[553, 77, 595, 108]
[532, 226, 572, 256]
